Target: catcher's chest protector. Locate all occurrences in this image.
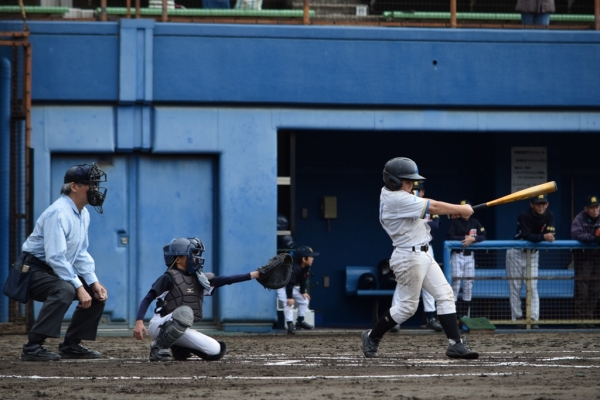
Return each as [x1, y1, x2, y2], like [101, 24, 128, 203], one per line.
[161, 269, 204, 322]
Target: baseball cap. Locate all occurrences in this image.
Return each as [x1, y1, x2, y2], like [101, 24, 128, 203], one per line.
[64, 164, 93, 185]
[531, 194, 549, 204]
[412, 180, 425, 191]
[584, 195, 599, 207]
[295, 245, 320, 258]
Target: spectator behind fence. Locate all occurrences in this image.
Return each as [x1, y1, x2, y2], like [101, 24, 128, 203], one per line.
[446, 200, 486, 323]
[570, 195, 600, 329]
[516, 0, 555, 26]
[505, 194, 555, 329]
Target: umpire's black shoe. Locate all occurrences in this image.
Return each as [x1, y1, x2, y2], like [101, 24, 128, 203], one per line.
[58, 342, 102, 359]
[361, 330, 381, 358]
[295, 321, 314, 330]
[286, 322, 296, 334]
[446, 341, 479, 360]
[21, 344, 61, 361]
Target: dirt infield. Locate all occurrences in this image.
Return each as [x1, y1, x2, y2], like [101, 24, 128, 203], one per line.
[0, 330, 598, 399]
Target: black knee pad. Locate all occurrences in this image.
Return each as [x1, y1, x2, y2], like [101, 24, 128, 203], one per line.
[190, 341, 227, 361]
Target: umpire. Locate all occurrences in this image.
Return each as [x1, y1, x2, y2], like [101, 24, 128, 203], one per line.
[17, 163, 109, 361]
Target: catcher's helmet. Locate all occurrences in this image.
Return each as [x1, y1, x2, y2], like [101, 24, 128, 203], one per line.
[163, 237, 205, 273]
[64, 163, 108, 214]
[382, 157, 425, 191]
[357, 273, 377, 290]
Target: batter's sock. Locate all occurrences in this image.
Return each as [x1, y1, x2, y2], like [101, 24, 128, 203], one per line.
[437, 313, 462, 344]
[369, 310, 398, 340]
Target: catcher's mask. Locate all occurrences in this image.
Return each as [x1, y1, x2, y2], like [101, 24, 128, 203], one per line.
[163, 237, 205, 274]
[63, 163, 108, 214]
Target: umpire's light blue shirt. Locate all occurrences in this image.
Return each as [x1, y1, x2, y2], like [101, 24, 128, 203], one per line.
[22, 194, 98, 289]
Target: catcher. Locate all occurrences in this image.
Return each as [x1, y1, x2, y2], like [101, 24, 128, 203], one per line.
[133, 237, 292, 361]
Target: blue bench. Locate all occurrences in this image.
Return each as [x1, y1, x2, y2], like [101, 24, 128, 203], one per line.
[345, 266, 395, 323]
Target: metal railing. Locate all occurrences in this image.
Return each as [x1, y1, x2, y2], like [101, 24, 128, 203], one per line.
[443, 240, 600, 329]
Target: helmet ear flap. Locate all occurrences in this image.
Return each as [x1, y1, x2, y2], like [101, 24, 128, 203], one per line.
[382, 170, 402, 191]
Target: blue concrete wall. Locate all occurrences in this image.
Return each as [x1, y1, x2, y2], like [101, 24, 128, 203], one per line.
[1, 20, 599, 328]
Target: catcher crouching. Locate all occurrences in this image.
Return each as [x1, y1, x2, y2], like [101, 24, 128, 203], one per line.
[133, 237, 292, 361]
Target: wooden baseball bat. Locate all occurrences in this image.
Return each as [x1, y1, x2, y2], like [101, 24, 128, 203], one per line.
[472, 181, 558, 211]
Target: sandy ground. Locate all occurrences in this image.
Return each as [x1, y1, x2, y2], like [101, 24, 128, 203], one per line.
[0, 329, 599, 399]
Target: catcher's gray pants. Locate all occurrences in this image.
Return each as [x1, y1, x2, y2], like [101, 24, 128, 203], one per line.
[28, 268, 105, 340]
[505, 248, 539, 321]
[276, 287, 309, 322]
[149, 313, 221, 356]
[388, 247, 455, 325]
[450, 252, 475, 302]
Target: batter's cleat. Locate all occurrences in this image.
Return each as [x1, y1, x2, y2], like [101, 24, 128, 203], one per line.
[58, 342, 102, 359]
[21, 344, 61, 362]
[361, 330, 381, 358]
[446, 341, 479, 360]
[149, 341, 173, 362]
[286, 322, 296, 334]
[426, 318, 443, 332]
[295, 321, 314, 330]
[389, 324, 400, 333]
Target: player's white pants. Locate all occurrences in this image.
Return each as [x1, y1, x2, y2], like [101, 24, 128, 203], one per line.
[388, 247, 455, 324]
[149, 312, 221, 356]
[505, 248, 539, 321]
[450, 252, 475, 302]
[394, 245, 437, 313]
[276, 286, 309, 322]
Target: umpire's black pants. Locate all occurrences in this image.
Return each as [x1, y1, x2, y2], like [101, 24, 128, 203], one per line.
[26, 254, 105, 341]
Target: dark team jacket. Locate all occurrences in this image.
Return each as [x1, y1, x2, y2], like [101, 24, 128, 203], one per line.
[513, 207, 555, 242]
[426, 213, 439, 242]
[571, 210, 600, 260]
[447, 218, 486, 242]
[284, 262, 309, 299]
[136, 268, 252, 322]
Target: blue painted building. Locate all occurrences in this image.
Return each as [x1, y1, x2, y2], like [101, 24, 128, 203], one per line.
[0, 19, 599, 329]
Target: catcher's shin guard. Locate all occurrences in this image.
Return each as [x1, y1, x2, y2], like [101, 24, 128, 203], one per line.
[190, 341, 227, 361]
[155, 306, 194, 350]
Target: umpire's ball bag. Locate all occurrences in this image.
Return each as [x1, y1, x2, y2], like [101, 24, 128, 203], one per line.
[3, 253, 33, 304]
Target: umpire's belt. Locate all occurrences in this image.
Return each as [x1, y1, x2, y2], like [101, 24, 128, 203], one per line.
[452, 250, 473, 256]
[22, 252, 55, 274]
[411, 245, 429, 252]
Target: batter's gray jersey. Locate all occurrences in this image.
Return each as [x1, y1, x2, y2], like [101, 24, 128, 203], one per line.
[379, 187, 431, 248]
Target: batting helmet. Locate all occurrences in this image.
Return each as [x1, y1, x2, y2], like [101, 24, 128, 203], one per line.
[163, 237, 205, 273]
[357, 273, 377, 290]
[382, 157, 425, 191]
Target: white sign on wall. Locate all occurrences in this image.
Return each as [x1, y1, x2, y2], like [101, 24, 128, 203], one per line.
[511, 147, 547, 193]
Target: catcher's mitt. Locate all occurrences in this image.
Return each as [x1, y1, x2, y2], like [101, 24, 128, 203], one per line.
[256, 253, 293, 290]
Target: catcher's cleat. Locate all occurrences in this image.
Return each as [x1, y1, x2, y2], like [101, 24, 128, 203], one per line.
[58, 342, 101, 359]
[445, 341, 479, 359]
[295, 321, 314, 330]
[426, 318, 443, 332]
[171, 345, 192, 361]
[149, 341, 173, 362]
[361, 330, 380, 358]
[286, 322, 296, 334]
[21, 344, 61, 362]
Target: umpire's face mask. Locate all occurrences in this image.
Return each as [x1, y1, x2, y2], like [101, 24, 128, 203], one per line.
[87, 164, 108, 214]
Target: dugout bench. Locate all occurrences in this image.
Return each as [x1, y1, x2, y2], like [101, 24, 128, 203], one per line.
[345, 266, 394, 323]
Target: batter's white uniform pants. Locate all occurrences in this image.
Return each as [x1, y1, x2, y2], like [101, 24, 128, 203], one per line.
[389, 246, 455, 324]
[276, 286, 309, 322]
[393, 246, 437, 313]
[450, 252, 475, 302]
[149, 312, 221, 356]
[505, 248, 539, 321]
